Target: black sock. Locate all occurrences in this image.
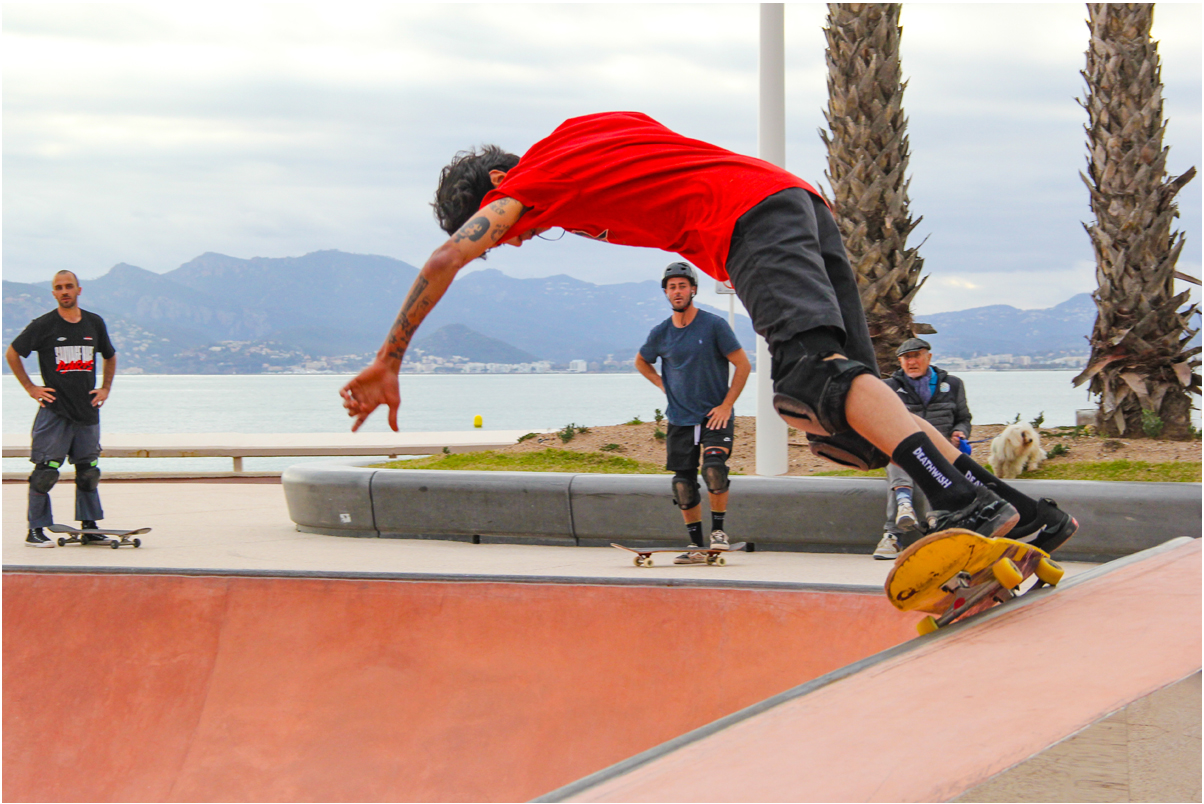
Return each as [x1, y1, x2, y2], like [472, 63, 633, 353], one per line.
[891, 433, 976, 511]
[953, 455, 1039, 524]
[711, 511, 726, 533]
[686, 521, 704, 547]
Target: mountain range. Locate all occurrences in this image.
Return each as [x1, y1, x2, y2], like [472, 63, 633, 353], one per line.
[2, 248, 1164, 374]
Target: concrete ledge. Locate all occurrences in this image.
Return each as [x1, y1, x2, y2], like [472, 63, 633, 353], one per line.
[372, 469, 575, 546]
[281, 463, 1202, 559]
[282, 463, 377, 538]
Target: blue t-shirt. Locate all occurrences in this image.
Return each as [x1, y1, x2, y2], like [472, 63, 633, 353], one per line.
[639, 310, 742, 425]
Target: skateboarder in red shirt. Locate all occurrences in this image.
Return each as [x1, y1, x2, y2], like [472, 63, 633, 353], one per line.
[341, 112, 1076, 551]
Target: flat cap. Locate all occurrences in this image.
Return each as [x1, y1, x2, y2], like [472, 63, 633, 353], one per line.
[896, 337, 932, 356]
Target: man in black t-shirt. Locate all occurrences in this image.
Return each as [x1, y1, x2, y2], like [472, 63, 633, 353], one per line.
[6, 270, 117, 547]
[636, 262, 751, 563]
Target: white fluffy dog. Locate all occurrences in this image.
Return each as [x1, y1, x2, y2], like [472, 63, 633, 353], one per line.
[990, 422, 1047, 479]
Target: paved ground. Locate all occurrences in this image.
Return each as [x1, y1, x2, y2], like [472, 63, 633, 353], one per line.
[3, 480, 1098, 585]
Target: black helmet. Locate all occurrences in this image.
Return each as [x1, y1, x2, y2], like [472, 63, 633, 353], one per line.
[661, 261, 698, 288]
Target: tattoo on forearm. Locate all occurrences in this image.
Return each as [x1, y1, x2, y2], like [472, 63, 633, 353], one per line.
[452, 216, 491, 243]
[386, 276, 432, 360]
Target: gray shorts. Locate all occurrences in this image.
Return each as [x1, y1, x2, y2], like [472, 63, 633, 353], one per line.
[30, 407, 102, 467]
[724, 187, 878, 371]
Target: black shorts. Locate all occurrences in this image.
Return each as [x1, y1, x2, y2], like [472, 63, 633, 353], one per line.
[725, 187, 878, 372]
[665, 421, 735, 472]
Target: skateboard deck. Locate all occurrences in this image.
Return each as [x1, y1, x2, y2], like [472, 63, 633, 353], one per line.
[611, 542, 747, 567]
[885, 528, 1063, 635]
[47, 524, 150, 549]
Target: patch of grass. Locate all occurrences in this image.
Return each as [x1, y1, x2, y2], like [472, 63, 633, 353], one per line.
[812, 468, 888, 478]
[517, 432, 537, 443]
[600, 443, 622, 452]
[1046, 443, 1069, 458]
[625, 416, 644, 425]
[558, 423, 588, 443]
[373, 448, 667, 474]
[653, 428, 666, 441]
[815, 460, 1200, 482]
[1022, 460, 1200, 482]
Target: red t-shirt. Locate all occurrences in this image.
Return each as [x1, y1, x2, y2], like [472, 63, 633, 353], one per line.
[480, 111, 822, 281]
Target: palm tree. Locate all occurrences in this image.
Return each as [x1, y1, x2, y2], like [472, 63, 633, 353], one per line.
[1074, 3, 1199, 439]
[820, 2, 930, 375]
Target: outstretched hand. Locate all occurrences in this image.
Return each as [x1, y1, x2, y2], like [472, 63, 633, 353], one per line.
[340, 360, 401, 432]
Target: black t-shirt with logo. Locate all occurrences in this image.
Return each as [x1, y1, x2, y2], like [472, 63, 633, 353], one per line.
[11, 309, 116, 426]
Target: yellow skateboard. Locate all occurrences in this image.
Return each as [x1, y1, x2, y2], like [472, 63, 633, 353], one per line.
[884, 528, 1065, 636]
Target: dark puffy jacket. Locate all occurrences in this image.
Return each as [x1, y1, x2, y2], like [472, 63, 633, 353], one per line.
[885, 366, 972, 439]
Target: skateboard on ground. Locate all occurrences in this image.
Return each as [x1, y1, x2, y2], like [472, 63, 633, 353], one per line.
[884, 528, 1064, 636]
[611, 542, 747, 567]
[47, 524, 150, 549]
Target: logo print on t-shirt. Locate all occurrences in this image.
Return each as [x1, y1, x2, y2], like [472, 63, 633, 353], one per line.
[54, 345, 94, 373]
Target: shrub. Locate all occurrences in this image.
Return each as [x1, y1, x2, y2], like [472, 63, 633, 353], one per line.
[1141, 409, 1164, 439]
[1030, 411, 1045, 429]
[654, 408, 665, 426]
[600, 443, 622, 452]
[517, 432, 537, 443]
[653, 428, 666, 441]
[625, 416, 644, 425]
[558, 423, 579, 443]
[1047, 443, 1068, 458]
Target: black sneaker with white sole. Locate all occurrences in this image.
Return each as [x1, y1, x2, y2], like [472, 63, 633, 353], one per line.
[1007, 498, 1079, 555]
[25, 528, 54, 548]
[929, 484, 1019, 538]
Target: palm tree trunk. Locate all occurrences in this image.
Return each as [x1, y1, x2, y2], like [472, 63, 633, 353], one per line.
[820, 3, 929, 376]
[1074, 3, 1200, 439]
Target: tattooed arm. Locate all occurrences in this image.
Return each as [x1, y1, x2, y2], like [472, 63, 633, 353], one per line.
[340, 197, 529, 431]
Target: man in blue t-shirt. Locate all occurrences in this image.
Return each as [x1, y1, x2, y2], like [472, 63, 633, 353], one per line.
[636, 262, 751, 563]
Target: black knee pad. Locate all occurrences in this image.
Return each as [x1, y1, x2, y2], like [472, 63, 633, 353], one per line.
[75, 460, 101, 492]
[701, 448, 730, 494]
[807, 432, 890, 471]
[30, 462, 61, 494]
[772, 351, 876, 436]
[671, 470, 701, 510]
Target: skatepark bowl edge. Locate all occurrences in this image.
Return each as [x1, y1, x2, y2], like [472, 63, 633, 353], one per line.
[4, 535, 1200, 801]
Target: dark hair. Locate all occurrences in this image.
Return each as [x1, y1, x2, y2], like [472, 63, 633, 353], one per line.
[432, 145, 521, 236]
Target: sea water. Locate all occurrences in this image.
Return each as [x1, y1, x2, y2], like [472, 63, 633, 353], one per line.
[0, 370, 1155, 474]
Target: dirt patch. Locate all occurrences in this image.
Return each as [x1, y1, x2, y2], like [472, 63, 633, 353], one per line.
[503, 418, 1201, 476]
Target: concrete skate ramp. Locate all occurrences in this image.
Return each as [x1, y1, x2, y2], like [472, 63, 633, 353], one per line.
[547, 538, 1202, 802]
[3, 572, 920, 802]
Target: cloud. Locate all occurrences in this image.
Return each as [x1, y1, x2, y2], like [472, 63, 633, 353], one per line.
[2, 2, 1199, 325]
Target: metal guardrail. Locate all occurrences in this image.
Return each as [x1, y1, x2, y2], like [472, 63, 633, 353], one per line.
[3, 430, 543, 472]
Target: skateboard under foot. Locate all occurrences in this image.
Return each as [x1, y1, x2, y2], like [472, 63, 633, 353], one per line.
[611, 542, 747, 567]
[47, 525, 150, 549]
[885, 528, 1064, 635]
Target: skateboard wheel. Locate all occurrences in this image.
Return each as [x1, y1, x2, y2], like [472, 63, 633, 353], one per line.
[715, 556, 726, 566]
[1035, 557, 1064, 586]
[633, 557, 643, 567]
[57, 538, 67, 547]
[644, 557, 654, 567]
[133, 538, 141, 548]
[917, 616, 939, 636]
[992, 558, 1023, 590]
[110, 540, 120, 549]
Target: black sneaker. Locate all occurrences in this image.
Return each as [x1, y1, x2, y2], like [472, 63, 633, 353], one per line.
[1007, 498, 1079, 555]
[25, 528, 54, 548]
[929, 484, 1019, 538]
[80, 520, 99, 531]
[78, 522, 108, 545]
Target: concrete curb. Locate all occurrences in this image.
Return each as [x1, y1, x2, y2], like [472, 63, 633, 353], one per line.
[281, 462, 1201, 561]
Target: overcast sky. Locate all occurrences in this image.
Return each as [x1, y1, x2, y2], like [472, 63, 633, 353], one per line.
[3, 3, 1200, 317]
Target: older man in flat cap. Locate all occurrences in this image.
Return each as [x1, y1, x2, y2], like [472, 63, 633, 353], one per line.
[873, 338, 973, 560]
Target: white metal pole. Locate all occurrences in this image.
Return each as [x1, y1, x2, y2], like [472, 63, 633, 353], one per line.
[756, 3, 789, 477]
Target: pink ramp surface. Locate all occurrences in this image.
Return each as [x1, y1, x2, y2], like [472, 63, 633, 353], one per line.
[3, 574, 918, 802]
[561, 538, 1202, 802]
